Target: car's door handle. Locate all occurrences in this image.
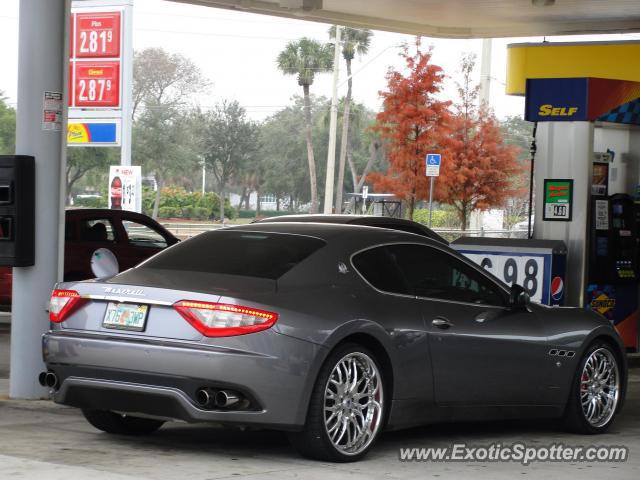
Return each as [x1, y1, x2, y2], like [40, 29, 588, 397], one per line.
[431, 317, 453, 329]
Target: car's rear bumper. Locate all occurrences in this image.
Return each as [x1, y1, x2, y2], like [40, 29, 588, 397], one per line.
[42, 329, 325, 429]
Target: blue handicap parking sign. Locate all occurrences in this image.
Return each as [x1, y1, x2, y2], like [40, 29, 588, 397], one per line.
[426, 154, 441, 166]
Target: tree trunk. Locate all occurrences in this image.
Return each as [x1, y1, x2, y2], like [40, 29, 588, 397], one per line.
[355, 141, 380, 192]
[219, 187, 225, 225]
[256, 187, 261, 216]
[407, 194, 415, 220]
[347, 151, 358, 191]
[152, 176, 163, 220]
[67, 168, 89, 206]
[459, 203, 468, 231]
[237, 187, 247, 209]
[302, 84, 318, 214]
[244, 191, 250, 210]
[335, 59, 353, 213]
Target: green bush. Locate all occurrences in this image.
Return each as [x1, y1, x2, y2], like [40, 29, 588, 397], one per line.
[158, 207, 180, 218]
[181, 205, 195, 219]
[413, 208, 461, 229]
[193, 207, 210, 220]
[74, 196, 107, 208]
[142, 186, 236, 220]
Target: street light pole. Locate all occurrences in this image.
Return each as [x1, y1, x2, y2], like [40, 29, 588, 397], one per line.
[479, 38, 492, 107]
[323, 25, 341, 214]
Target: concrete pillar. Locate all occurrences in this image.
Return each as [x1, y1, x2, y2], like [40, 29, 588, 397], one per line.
[533, 122, 594, 308]
[10, 0, 68, 399]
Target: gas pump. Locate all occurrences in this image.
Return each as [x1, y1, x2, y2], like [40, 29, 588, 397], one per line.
[586, 193, 640, 351]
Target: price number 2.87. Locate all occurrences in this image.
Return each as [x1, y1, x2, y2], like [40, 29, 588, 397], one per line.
[78, 78, 112, 103]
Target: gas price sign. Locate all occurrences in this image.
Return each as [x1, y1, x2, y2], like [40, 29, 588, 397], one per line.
[73, 62, 120, 108]
[452, 238, 567, 306]
[543, 179, 573, 221]
[74, 12, 121, 58]
[69, 3, 131, 150]
[462, 252, 547, 304]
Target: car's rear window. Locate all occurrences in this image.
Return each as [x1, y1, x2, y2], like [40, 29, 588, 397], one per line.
[140, 230, 326, 279]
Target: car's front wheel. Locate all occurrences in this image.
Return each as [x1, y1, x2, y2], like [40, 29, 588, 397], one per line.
[289, 343, 386, 462]
[564, 341, 622, 433]
[82, 409, 165, 435]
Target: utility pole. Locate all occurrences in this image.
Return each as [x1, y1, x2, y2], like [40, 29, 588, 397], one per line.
[479, 38, 492, 107]
[323, 25, 341, 214]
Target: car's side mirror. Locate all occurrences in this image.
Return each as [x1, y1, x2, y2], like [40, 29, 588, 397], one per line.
[509, 283, 530, 309]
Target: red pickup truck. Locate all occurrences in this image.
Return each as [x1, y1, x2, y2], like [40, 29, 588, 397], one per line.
[0, 209, 179, 308]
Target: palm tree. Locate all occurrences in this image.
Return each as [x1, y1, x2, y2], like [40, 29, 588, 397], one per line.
[329, 26, 372, 212]
[277, 38, 333, 213]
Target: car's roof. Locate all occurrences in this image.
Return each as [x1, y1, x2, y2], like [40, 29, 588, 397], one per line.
[256, 214, 448, 244]
[66, 208, 178, 241]
[228, 221, 441, 245]
[66, 208, 165, 224]
[256, 214, 390, 224]
[67, 208, 147, 217]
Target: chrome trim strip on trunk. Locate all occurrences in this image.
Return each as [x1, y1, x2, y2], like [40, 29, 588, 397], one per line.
[80, 294, 173, 306]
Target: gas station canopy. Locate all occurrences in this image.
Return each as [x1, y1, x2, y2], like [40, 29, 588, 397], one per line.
[172, 0, 640, 38]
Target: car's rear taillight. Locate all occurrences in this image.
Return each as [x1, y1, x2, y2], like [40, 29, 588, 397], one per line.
[174, 300, 278, 337]
[49, 289, 84, 323]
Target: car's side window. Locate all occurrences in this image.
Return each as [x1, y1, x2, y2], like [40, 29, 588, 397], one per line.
[387, 244, 506, 306]
[79, 219, 115, 242]
[122, 220, 168, 248]
[352, 246, 411, 295]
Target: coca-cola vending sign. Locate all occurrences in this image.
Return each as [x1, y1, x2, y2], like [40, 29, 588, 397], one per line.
[108, 165, 141, 213]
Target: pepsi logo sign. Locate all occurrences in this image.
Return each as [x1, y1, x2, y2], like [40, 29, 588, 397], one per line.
[551, 276, 564, 301]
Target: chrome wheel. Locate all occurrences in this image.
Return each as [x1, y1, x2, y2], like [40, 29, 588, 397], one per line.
[580, 347, 620, 428]
[323, 352, 383, 456]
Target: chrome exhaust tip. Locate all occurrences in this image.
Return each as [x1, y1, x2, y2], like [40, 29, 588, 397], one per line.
[44, 372, 58, 389]
[214, 390, 240, 408]
[195, 388, 211, 407]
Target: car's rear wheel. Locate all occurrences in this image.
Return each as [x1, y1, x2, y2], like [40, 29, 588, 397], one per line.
[289, 343, 386, 462]
[82, 409, 165, 435]
[564, 341, 622, 433]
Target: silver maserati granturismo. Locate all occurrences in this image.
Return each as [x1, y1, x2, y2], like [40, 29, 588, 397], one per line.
[41, 222, 627, 462]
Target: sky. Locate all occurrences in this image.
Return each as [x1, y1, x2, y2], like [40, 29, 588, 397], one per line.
[1, 0, 640, 121]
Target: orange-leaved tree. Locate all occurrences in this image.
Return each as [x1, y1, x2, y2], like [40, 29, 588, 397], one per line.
[435, 53, 522, 230]
[368, 40, 451, 219]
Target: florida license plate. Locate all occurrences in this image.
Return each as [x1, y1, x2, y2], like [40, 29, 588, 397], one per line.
[102, 303, 149, 331]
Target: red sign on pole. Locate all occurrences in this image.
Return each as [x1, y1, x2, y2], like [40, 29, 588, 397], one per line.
[73, 62, 120, 107]
[74, 12, 121, 58]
